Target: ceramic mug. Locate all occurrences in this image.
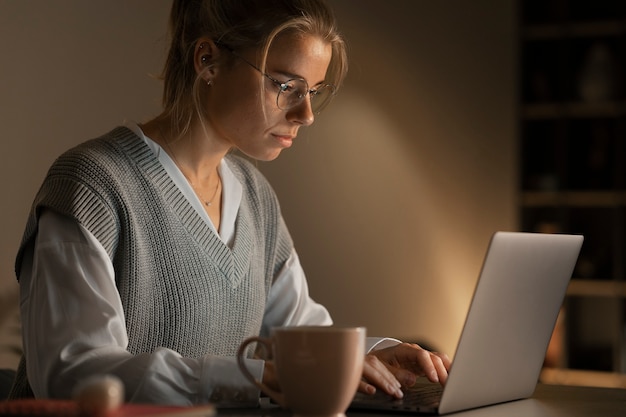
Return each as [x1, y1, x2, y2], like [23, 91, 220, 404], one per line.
[237, 326, 366, 417]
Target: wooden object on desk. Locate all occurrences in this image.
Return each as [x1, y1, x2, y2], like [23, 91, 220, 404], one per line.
[0, 399, 215, 417]
[541, 367, 626, 389]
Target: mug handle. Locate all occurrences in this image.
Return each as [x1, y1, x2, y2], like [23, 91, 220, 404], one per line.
[236, 336, 286, 407]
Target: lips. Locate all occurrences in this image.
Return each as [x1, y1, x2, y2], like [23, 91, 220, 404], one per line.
[272, 133, 295, 148]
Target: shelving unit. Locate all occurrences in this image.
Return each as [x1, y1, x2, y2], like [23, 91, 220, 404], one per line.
[519, 0, 626, 387]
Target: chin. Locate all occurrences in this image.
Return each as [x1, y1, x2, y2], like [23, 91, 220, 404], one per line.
[264, 151, 284, 161]
[239, 148, 284, 162]
[258, 153, 282, 162]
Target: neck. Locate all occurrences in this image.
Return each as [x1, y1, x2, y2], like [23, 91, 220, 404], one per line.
[140, 118, 226, 184]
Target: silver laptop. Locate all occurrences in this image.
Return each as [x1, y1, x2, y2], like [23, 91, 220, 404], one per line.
[351, 231, 583, 415]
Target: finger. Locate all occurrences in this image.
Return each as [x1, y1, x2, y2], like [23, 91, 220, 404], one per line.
[399, 348, 441, 384]
[394, 368, 418, 388]
[370, 345, 418, 387]
[362, 355, 403, 398]
[429, 353, 449, 385]
[404, 348, 439, 382]
[435, 352, 452, 370]
[395, 345, 450, 385]
[358, 380, 377, 395]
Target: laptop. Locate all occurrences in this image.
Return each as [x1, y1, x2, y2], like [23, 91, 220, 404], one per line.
[351, 231, 583, 415]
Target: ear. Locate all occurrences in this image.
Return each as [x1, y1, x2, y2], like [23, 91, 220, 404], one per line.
[194, 38, 220, 82]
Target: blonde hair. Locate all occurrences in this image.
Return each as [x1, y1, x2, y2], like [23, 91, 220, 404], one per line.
[156, 0, 348, 140]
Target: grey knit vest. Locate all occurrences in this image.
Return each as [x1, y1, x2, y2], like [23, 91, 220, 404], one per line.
[10, 126, 293, 398]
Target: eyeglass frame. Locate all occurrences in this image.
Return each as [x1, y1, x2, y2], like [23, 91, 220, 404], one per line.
[214, 41, 336, 113]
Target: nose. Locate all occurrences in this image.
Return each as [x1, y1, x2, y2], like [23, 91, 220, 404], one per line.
[286, 96, 315, 126]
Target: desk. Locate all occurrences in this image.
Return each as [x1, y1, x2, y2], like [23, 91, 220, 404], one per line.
[221, 384, 625, 417]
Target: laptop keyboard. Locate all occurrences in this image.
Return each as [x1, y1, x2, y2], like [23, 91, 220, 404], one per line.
[351, 383, 443, 412]
[403, 384, 443, 406]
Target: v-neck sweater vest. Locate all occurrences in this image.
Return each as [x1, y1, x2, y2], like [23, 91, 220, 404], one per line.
[12, 126, 293, 396]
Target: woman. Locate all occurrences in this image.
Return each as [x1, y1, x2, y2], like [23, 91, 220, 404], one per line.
[11, 0, 449, 406]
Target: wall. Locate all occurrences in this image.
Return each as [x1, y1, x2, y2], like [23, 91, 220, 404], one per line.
[0, 0, 516, 367]
[0, 0, 170, 368]
[259, 0, 518, 353]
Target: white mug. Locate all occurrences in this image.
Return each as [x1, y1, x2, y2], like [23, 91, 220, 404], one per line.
[237, 326, 365, 417]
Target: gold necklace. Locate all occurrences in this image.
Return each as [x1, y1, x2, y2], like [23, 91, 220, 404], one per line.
[193, 175, 221, 207]
[163, 138, 221, 207]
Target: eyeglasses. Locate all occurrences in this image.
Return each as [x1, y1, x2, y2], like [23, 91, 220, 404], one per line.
[217, 42, 336, 113]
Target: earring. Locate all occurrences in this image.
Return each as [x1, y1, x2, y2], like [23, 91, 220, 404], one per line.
[206, 80, 212, 86]
[201, 55, 210, 65]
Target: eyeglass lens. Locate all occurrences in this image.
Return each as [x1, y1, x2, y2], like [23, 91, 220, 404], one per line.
[275, 78, 335, 113]
[216, 42, 336, 113]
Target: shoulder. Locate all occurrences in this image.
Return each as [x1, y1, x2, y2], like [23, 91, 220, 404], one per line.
[39, 126, 150, 211]
[49, 127, 150, 182]
[57, 126, 144, 167]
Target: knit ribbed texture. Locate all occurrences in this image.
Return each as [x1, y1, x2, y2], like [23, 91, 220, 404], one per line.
[10, 126, 294, 398]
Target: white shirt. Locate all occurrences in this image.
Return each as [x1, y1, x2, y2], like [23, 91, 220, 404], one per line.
[19, 124, 397, 406]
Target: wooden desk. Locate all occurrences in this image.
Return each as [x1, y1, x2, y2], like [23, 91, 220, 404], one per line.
[379, 383, 626, 416]
[221, 384, 625, 416]
[524, 383, 626, 416]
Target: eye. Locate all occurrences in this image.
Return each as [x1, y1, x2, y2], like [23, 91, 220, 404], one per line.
[280, 80, 299, 93]
[310, 84, 331, 98]
[278, 82, 291, 93]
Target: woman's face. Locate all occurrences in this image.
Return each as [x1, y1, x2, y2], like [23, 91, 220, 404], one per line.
[206, 33, 332, 161]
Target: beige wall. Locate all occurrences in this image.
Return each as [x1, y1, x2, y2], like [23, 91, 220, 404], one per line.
[0, 0, 516, 365]
[259, 1, 518, 353]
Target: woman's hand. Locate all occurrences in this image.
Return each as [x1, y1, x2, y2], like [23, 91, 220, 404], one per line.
[359, 343, 451, 398]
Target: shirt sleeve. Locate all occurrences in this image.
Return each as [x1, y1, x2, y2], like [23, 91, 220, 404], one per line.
[260, 249, 333, 337]
[19, 209, 261, 406]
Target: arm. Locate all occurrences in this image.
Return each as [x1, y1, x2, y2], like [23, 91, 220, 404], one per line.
[20, 210, 261, 406]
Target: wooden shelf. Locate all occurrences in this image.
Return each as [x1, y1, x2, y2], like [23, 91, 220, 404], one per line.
[568, 280, 626, 298]
[520, 0, 626, 380]
[540, 368, 626, 389]
[522, 101, 626, 119]
[524, 19, 626, 39]
[521, 191, 626, 207]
